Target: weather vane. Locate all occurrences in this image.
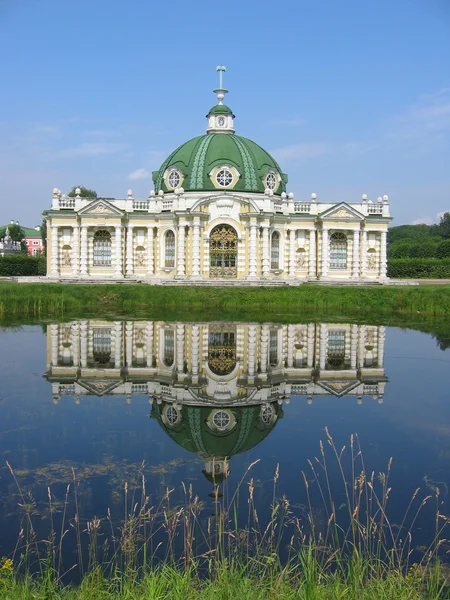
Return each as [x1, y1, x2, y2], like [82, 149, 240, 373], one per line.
[216, 65, 226, 89]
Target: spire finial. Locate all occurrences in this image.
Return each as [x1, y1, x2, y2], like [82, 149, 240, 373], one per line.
[214, 66, 228, 104]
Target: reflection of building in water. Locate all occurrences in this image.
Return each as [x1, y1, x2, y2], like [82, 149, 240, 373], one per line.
[45, 321, 388, 491]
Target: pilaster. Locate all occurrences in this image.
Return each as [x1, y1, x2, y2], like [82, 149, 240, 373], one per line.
[321, 228, 329, 277]
[126, 224, 134, 276]
[352, 229, 360, 279]
[380, 231, 387, 279]
[80, 320, 88, 368]
[288, 229, 296, 277]
[247, 324, 256, 380]
[191, 324, 200, 383]
[115, 225, 123, 277]
[125, 321, 133, 367]
[192, 220, 201, 277]
[307, 323, 315, 368]
[50, 225, 59, 276]
[80, 225, 88, 276]
[248, 221, 257, 277]
[177, 223, 186, 276]
[146, 321, 154, 368]
[261, 225, 270, 277]
[260, 324, 269, 375]
[361, 230, 368, 278]
[377, 326, 385, 367]
[319, 323, 327, 370]
[114, 321, 122, 368]
[308, 229, 316, 278]
[72, 224, 79, 276]
[147, 226, 154, 275]
[176, 324, 185, 376]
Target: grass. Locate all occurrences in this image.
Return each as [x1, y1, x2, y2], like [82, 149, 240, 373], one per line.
[1, 431, 449, 599]
[0, 282, 450, 320]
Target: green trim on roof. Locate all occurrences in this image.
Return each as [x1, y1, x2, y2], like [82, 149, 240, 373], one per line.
[207, 104, 234, 116]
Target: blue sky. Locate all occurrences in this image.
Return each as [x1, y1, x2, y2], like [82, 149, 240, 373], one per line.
[0, 0, 449, 227]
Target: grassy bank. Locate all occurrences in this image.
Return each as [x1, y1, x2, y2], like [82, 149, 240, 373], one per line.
[1, 282, 450, 319]
[2, 432, 449, 599]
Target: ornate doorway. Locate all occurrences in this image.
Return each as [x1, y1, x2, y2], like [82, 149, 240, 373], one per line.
[209, 225, 237, 278]
[208, 325, 237, 375]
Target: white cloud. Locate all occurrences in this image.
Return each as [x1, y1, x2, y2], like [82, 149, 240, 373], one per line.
[412, 217, 434, 225]
[128, 168, 151, 180]
[269, 142, 329, 162]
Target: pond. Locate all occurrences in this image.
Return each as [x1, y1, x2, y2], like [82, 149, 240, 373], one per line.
[0, 318, 449, 575]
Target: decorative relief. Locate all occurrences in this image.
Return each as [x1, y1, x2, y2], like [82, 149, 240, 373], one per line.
[62, 247, 72, 267]
[296, 250, 307, 269]
[367, 252, 377, 270]
[135, 247, 146, 267]
[331, 208, 354, 219]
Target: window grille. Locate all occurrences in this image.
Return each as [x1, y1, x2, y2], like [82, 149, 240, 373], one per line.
[271, 231, 280, 269]
[213, 410, 230, 428]
[93, 327, 112, 364]
[329, 232, 347, 269]
[93, 230, 112, 266]
[269, 330, 278, 366]
[327, 329, 346, 368]
[164, 231, 175, 268]
[163, 329, 175, 367]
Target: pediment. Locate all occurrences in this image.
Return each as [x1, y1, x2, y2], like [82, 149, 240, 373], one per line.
[78, 199, 124, 217]
[317, 380, 360, 397]
[320, 202, 364, 221]
[78, 379, 122, 396]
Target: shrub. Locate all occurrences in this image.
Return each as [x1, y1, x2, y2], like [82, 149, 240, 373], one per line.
[0, 255, 46, 276]
[388, 258, 450, 278]
[409, 240, 439, 258]
[436, 240, 450, 259]
[388, 242, 413, 258]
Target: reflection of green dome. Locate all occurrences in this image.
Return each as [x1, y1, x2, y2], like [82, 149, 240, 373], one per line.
[152, 98, 288, 195]
[151, 403, 282, 460]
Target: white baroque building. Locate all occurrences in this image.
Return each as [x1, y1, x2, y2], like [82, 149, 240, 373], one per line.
[44, 83, 391, 283]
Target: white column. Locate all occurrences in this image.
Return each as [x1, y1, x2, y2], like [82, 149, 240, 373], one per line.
[80, 225, 88, 276]
[361, 229, 368, 278]
[287, 324, 295, 367]
[50, 225, 59, 276]
[147, 226, 154, 276]
[308, 229, 316, 278]
[307, 323, 315, 368]
[260, 324, 269, 374]
[321, 228, 329, 277]
[377, 326, 385, 368]
[358, 326, 366, 369]
[191, 324, 200, 382]
[177, 223, 186, 276]
[192, 220, 201, 277]
[72, 322, 80, 367]
[176, 324, 185, 375]
[319, 324, 327, 370]
[350, 324, 358, 370]
[380, 231, 387, 279]
[72, 224, 79, 276]
[115, 225, 123, 277]
[352, 229, 360, 279]
[80, 320, 88, 368]
[288, 229, 296, 277]
[126, 224, 134, 276]
[125, 321, 133, 367]
[247, 324, 257, 379]
[50, 324, 59, 366]
[249, 222, 257, 277]
[146, 321, 153, 368]
[114, 321, 122, 368]
[261, 225, 270, 277]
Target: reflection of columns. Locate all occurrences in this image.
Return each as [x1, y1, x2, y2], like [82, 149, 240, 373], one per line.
[308, 229, 316, 278]
[249, 222, 257, 277]
[126, 224, 134, 275]
[361, 229, 367, 278]
[380, 231, 387, 279]
[191, 325, 200, 381]
[72, 224, 79, 276]
[352, 229, 360, 279]
[115, 225, 123, 276]
[125, 321, 133, 367]
[321, 228, 329, 277]
[192, 220, 201, 277]
[319, 324, 327, 370]
[72, 322, 80, 367]
[261, 226, 270, 277]
[377, 326, 385, 368]
[147, 226, 154, 276]
[80, 320, 88, 368]
[260, 324, 269, 374]
[50, 324, 59, 366]
[50, 225, 59, 276]
[307, 323, 315, 368]
[177, 223, 186, 276]
[80, 225, 88, 276]
[114, 321, 122, 368]
[288, 229, 296, 277]
[146, 321, 153, 368]
[358, 325, 366, 368]
[287, 324, 295, 367]
[247, 324, 257, 378]
[350, 324, 358, 370]
[176, 324, 185, 375]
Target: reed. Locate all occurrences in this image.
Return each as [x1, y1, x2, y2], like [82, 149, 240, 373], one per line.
[0, 282, 450, 319]
[1, 432, 449, 598]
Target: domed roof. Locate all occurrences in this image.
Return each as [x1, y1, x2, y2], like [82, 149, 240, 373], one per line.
[152, 92, 288, 195]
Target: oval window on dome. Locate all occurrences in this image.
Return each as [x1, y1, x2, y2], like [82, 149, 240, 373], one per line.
[216, 168, 234, 188]
[166, 169, 181, 190]
[213, 410, 231, 429]
[265, 171, 278, 191]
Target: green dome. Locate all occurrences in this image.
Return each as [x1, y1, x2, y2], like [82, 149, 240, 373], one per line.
[152, 134, 288, 195]
[207, 104, 234, 116]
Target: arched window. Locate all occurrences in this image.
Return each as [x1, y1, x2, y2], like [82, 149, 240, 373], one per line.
[93, 327, 112, 365]
[208, 325, 236, 375]
[163, 329, 174, 367]
[164, 230, 175, 268]
[269, 329, 279, 367]
[330, 232, 347, 270]
[327, 329, 346, 368]
[271, 231, 280, 270]
[93, 230, 111, 266]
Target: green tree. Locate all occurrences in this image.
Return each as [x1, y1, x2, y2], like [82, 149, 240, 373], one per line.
[67, 186, 97, 198]
[40, 218, 47, 255]
[435, 212, 450, 239]
[436, 239, 450, 259]
[0, 223, 27, 253]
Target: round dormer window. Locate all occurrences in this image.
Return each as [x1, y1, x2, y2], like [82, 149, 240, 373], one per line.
[261, 404, 274, 425]
[216, 168, 234, 188]
[265, 171, 278, 190]
[213, 410, 231, 429]
[167, 170, 181, 190]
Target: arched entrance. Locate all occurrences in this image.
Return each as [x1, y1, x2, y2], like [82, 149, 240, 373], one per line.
[209, 224, 237, 278]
